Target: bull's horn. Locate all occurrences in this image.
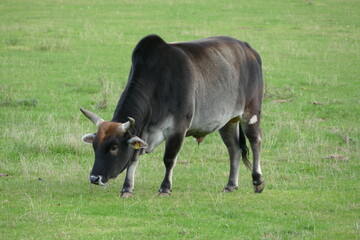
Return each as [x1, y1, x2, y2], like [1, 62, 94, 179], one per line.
[121, 117, 135, 132]
[80, 108, 104, 126]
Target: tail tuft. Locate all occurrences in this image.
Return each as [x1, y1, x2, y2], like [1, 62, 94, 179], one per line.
[239, 126, 252, 169]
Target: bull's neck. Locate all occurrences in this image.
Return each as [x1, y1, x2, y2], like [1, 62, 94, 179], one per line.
[111, 77, 153, 136]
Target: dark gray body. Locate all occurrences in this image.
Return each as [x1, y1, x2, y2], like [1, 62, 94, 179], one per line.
[81, 35, 264, 196]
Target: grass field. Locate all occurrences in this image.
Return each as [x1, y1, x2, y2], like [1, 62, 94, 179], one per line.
[1, 0, 359, 239]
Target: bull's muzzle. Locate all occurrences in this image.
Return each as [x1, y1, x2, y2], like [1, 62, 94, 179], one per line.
[89, 175, 106, 186]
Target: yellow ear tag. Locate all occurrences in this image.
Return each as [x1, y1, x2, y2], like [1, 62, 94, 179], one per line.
[134, 142, 141, 149]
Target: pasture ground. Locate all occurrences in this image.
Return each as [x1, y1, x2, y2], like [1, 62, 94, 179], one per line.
[1, 0, 359, 239]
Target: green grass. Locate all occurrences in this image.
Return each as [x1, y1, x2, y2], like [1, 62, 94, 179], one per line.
[1, 0, 359, 239]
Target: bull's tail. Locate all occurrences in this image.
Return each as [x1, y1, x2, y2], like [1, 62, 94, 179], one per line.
[239, 125, 252, 169]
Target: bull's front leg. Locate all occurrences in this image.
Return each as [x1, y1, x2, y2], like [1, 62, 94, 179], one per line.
[120, 153, 140, 198]
[158, 132, 185, 196]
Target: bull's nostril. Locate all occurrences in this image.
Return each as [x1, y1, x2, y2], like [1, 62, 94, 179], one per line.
[90, 175, 100, 184]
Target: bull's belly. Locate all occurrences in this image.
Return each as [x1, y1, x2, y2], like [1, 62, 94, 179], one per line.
[186, 110, 242, 138]
[142, 101, 244, 152]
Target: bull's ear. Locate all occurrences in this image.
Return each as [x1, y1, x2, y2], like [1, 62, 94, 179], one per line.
[82, 133, 96, 144]
[127, 136, 148, 149]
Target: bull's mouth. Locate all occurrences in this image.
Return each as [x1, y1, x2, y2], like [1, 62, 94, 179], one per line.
[97, 177, 107, 186]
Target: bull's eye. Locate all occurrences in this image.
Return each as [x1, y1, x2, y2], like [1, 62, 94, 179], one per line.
[110, 144, 118, 152]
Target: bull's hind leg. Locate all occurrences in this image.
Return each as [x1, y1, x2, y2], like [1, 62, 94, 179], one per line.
[219, 122, 242, 192]
[242, 113, 265, 193]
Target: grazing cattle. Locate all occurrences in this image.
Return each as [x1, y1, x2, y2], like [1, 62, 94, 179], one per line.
[81, 34, 264, 197]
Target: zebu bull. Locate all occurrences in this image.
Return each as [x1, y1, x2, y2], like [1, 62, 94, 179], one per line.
[81, 35, 264, 197]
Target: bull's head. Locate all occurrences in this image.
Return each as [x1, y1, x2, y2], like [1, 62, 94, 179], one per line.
[80, 108, 147, 186]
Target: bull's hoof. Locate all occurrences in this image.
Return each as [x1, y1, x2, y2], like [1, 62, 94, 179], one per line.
[253, 181, 265, 193]
[120, 192, 133, 198]
[222, 185, 238, 193]
[157, 189, 171, 196]
[157, 192, 171, 196]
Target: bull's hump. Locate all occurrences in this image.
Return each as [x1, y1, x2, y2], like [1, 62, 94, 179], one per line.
[133, 35, 167, 55]
[139, 34, 166, 45]
[132, 35, 169, 67]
